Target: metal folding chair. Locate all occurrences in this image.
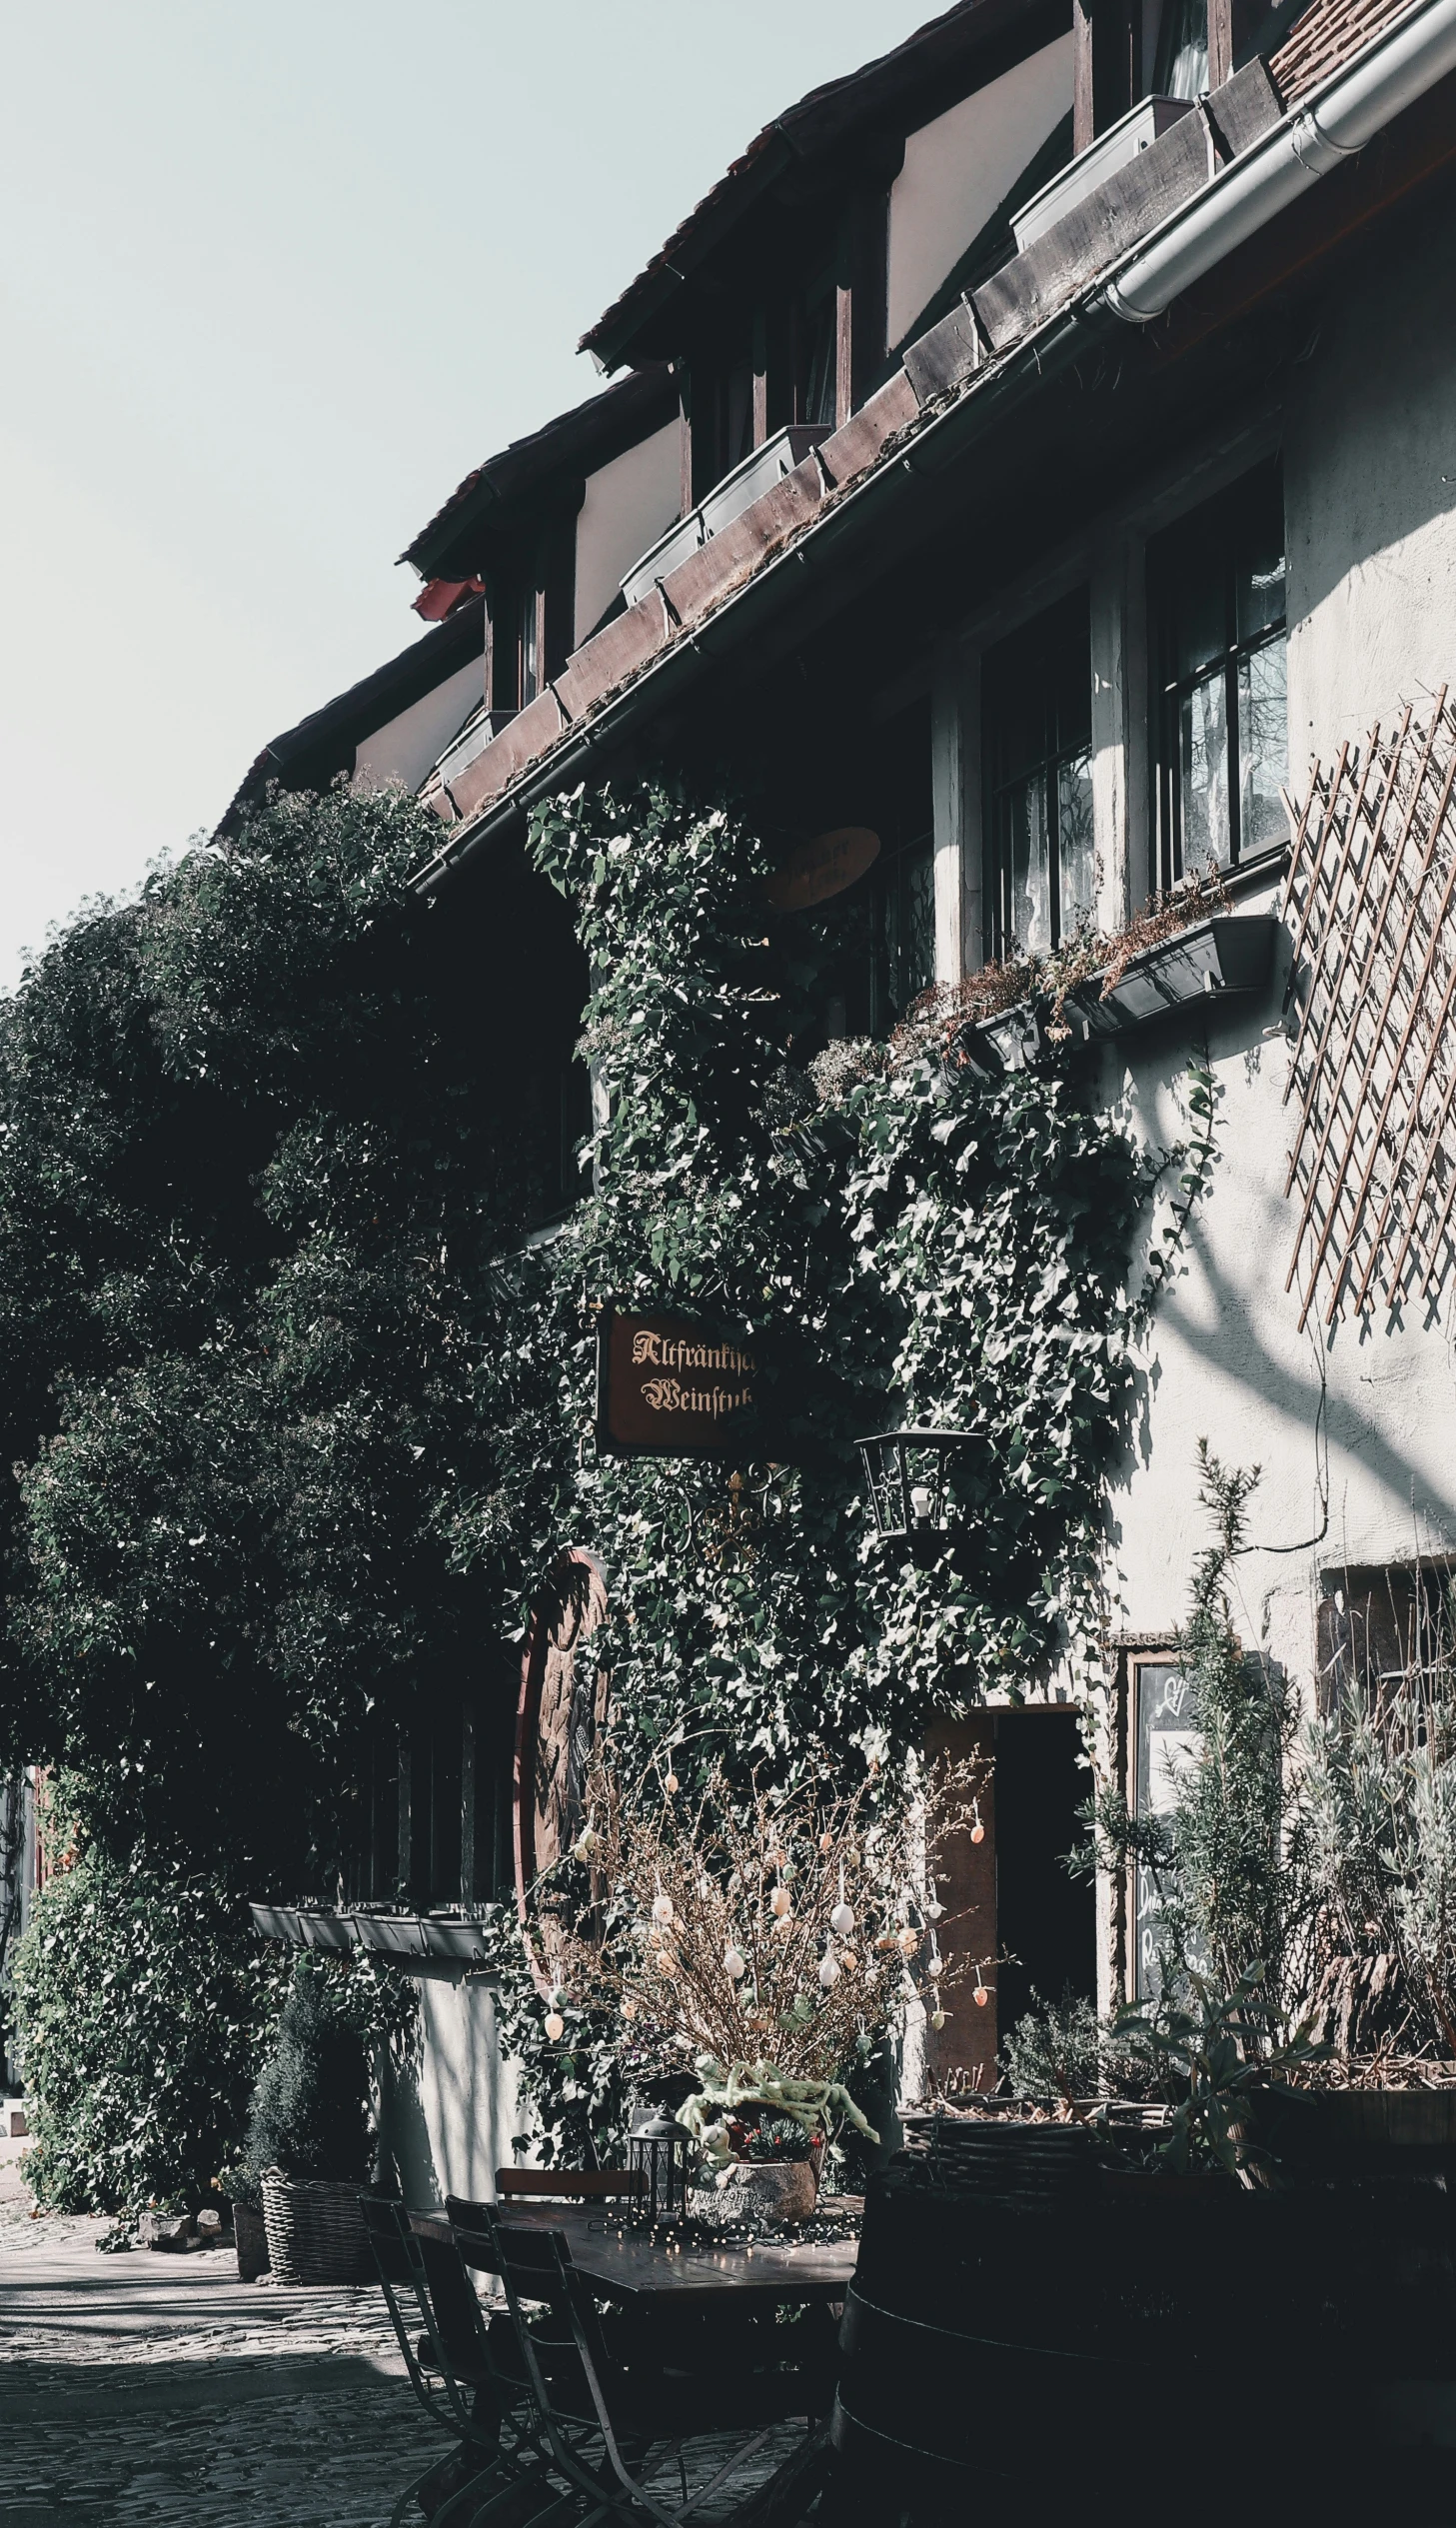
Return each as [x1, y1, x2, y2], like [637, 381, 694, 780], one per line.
[462, 2203, 809, 2527]
[359, 2192, 555, 2527]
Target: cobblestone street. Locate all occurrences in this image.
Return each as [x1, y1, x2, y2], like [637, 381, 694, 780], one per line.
[1, 2138, 439, 2527]
[0, 2142, 813, 2528]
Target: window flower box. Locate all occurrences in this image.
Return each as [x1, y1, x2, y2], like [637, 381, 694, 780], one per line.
[294, 1909, 356, 1952]
[420, 1916, 494, 1964]
[351, 1911, 428, 1959]
[968, 916, 1277, 1069]
[248, 1903, 303, 1944]
[1077, 915, 1277, 1036]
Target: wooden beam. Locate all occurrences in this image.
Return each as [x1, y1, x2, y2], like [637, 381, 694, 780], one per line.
[1208, 0, 1233, 91]
[1073, 0, 1094, 153]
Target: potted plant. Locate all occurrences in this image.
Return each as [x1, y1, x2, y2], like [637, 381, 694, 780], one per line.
[553, 1745, 987, 2222]
[242, 1957, 375, 2282]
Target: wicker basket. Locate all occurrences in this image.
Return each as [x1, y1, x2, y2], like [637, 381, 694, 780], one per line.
[233, 2198, 270, 2281]
[259, 2169, 373, 2283]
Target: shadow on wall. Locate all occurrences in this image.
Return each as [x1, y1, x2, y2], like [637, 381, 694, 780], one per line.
[375, 1977, 519, 2209]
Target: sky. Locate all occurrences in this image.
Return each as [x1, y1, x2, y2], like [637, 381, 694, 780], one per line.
[0, 0, 941, 993]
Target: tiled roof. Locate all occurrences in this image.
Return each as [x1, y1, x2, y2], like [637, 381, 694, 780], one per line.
[400, 367, 675, 578]
[581, 0, 1055, 368]
[1271, 0, 1424, 97]
[417, 0, 1451, 883]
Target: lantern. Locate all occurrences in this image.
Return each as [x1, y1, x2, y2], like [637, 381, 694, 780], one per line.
[629, 2109, 695, 2226]
[855, 1428, 981, 1542]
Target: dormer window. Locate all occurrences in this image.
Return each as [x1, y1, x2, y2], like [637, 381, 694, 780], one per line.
[520, 577, 542, 708]
[1153, 0, 1210, 98]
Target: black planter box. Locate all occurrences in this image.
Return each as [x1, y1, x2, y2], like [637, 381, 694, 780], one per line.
[1076, 914, 1278, 1037]
[968, 916, 1278, 1070]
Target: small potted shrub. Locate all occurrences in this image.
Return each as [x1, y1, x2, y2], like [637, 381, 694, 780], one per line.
[243, 1959, 374, 2283]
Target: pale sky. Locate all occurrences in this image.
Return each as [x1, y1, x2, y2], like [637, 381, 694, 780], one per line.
[0, 1, 940, 992]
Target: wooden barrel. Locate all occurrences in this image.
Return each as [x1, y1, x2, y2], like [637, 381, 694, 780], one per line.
[829, 2151, 1456, 2522]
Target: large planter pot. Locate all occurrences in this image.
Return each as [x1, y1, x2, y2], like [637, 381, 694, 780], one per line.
[700, 2158, 818, 2224]
[1254, 2082, 1456, 2174]
[259, 2170, 373, 2284]
[233, 2199, 270, 2281]
[827, 2159, 1456, 2523]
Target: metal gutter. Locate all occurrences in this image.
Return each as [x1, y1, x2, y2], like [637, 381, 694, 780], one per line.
[410, 304, 1101, 893]
[1104, 0, 1456, 318]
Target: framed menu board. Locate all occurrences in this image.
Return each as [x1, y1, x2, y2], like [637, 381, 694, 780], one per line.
[1131, 1656, 1208, 2000]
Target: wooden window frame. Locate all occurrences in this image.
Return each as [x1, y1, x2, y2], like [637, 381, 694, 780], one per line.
[1148, 460, 1287, 894]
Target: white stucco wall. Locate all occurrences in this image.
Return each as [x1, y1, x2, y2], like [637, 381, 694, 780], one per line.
[1105, 207, 1456, 1708]
[574, 419, 683, 647]
[1106, 941, 1456, 1703]
[886, 35, 1074, 351]
[376, 1976, 521, 2210]
[1284, 204, 1456, 783]
[351, 651, 484, 797]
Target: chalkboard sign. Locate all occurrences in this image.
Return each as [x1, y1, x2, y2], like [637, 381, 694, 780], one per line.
[1132, 1658, 1208, 1999]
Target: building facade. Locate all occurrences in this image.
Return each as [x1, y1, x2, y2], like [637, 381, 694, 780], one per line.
[240, 0, 1456, 2191]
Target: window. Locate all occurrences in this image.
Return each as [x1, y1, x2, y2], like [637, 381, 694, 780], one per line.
[1150, 461, 1287, 891]
[875, 834, 934, 1031]
[982, 591, 1094, 961]
[519, 580, 541, 709]
[1153, 0, 1209, 97]
[1129, 1655, 1209, 1999]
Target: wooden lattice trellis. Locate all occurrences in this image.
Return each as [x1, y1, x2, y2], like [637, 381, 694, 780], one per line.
[1282, 688, 1456, 1327]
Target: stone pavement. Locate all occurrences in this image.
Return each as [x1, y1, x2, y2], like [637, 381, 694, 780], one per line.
[1, 2132, 443, 2527]
[0, 2138, 815, 2527]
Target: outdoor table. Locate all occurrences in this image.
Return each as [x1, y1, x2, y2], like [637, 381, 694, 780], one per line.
[410, 2200, 859, 2309]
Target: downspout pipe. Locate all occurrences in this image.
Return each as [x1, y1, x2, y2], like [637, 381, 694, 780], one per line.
[1105, 0, 1456, 320]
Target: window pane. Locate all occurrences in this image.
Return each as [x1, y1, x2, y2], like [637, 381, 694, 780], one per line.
[883, 837, 936, 1017]
[1238, 634, 1288, 857]
[1154, 0, 1209, 97]
[1237, 532, 1286, 646]
[1000, 774, 1053, 955]
[1180, 671, 1230, 867]
[804, 296, 835, 429]
[1057, 750, 1096, 938]
[1172, 547, 1226, 684]
[521, 590, 539, 706]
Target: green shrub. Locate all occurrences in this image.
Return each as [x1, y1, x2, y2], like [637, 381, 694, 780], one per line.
[11, 1849, 287, 2213]
[242, 1955, 373, 2187]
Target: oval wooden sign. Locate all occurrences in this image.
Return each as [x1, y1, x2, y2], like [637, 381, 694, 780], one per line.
[515, 1548, 610, 1949]
[764, 826, 880, 912]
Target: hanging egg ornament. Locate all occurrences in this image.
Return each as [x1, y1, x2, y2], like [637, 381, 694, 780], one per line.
[724, 1944, 746, 1980]
[927, 1949, 943, 1981]
[665, 1772, 680, 1794]
[897, 1926, 920, 1958]
[970, 1805, 985, 1846]
[840, 1948, 858, 1971]
[831, 1900, 855, 1935]
[770, 1884, 792, 1918]
[925, 1897, 944, 1922]
[652, 1889, 675, 1926]
[973, 1981, 989, 2008]
[819, 1832, 834, 1853]
[930, 2009, 947, 2032]
[818, 1948, 841, 1991]
[544, 2012, 565, 2042]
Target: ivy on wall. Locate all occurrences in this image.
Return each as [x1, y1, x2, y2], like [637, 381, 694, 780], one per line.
[2, 770, 1173, 2183]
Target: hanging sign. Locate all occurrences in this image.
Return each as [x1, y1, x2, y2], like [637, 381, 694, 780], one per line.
[596, 1303, 758, 1455]
[763, 826, 879, 912]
